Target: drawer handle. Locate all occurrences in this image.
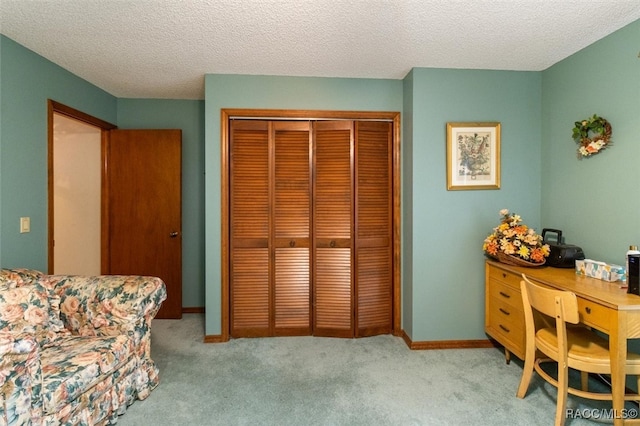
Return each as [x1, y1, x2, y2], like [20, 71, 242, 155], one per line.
[499, 291, 511, 299]
[499, 308, 510, 316]
[502, 273, 507, 279]
[585, 307, 592, 314]
[499, 324, 510, 333]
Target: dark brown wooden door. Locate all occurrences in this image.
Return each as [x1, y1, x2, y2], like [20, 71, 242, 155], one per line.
[313, 121, 354, 337]
[229, 121, 270, 336]
[355, 121, 393, 336]
[230, 121, 312, 337]
[107, 129, 182, 319]
[229, 117, 393, 339]
[273, 122, 312, 335]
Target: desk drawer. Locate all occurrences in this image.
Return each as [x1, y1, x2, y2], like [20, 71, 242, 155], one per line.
[488, 266, 522, 291]
[488, 279, 523, 311]
[487, 296, 525, 356]
[577, 298, 611, 333]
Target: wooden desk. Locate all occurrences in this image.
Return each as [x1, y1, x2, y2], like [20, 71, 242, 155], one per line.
[485, 260, 640, 425]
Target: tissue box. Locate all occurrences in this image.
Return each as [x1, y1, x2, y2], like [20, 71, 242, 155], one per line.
[575, 259, 625, 282]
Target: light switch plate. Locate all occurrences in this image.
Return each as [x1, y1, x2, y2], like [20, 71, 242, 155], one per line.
[20, 217, 30, 233]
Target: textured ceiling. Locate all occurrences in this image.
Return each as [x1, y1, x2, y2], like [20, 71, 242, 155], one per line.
[1, 0, 639, 100]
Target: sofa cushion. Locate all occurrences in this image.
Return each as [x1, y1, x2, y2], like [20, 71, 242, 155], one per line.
[0, 282, 66, 345]
[40, 334, 133, 414]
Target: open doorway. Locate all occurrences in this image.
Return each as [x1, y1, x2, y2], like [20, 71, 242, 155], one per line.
[52, 113, 102, 274]
[47, 100, 116, 274]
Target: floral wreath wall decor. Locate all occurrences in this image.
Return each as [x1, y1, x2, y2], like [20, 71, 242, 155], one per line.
[572, 114, 612, 158]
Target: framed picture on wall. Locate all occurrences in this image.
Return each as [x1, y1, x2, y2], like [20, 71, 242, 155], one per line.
[446, 122, 501, 190]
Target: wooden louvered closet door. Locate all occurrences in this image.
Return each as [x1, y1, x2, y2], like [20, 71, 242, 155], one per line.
[355, 121, 393, 336]
[230, 120, 312, 337]
[273, 122, 312, 335]
[313, 121, 354, 337]
[230, 120, 270, 337]
[313, 120, 393, 337]
[229, 117, 393, 339]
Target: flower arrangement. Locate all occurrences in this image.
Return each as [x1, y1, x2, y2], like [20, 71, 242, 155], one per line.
[572, 114, 612, 158]
[483, 209, 550, 264]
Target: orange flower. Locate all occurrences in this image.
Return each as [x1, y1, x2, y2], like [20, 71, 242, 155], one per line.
[484, 241, 498, 256]
[513, 225, 527, 235]
[530, 248, 545, 263]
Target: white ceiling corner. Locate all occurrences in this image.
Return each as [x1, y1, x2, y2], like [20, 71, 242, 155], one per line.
[1, 0, 639, 100]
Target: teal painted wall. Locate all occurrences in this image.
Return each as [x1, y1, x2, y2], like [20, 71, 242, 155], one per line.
[204, 74, 403, 336]
[401, 70, 414, 338]
[541, 19, 640, 266]
[0, 35, 117, 270]
[406, 68, 542, 341]
[116, 99, 206, 308]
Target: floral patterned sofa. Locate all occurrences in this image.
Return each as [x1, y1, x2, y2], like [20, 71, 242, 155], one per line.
[0, 268, 166, 425]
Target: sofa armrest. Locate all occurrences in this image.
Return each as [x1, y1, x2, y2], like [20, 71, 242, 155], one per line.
[49, 274, 167, 336]
[0, 332, 43, 424]
[48, 274, 167, 399]
[0, 268, 44, 287]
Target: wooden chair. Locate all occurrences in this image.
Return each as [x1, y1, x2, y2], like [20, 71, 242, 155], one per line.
[516, 273, 640, 426]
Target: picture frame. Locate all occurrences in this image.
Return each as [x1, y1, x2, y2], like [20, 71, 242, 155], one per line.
[446, 122, 501, 190]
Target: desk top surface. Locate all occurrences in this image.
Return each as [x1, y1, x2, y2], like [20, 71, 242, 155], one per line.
[487, 259, 640, 311]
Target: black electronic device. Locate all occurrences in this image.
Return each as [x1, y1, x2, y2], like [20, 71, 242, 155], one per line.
[541, 228, 585, 268]
[628, 254, 640, 295]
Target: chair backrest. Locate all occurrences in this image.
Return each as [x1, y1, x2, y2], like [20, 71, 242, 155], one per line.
[520, 274, 580, 325]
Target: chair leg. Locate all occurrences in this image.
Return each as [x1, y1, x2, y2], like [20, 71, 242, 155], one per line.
[517, 352, 535, 398]
[580, 371, 588, 392]
[555, 360, 569, 426]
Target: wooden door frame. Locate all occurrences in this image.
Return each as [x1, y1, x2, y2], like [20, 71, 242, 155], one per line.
[221, 108, 401, 342]
[47, 100, 117, 274]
